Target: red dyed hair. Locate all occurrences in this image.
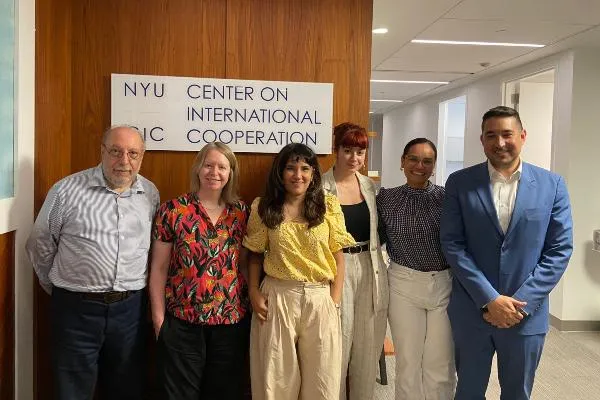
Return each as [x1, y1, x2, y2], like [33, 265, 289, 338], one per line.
[333, 122, 368, 150]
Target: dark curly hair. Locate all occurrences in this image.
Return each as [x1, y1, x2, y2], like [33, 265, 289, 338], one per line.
[258, 143, 326, 229]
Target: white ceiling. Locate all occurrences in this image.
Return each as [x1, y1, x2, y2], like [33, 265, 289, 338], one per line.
[370, 0, 600, 113]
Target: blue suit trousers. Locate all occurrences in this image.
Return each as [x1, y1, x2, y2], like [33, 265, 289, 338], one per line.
[452, 323, 545, 400]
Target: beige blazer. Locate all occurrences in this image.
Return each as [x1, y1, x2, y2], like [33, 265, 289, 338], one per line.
[322, 168, 389, 313]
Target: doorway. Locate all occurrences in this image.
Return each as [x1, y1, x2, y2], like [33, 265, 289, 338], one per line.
[436, 95, 466, 186]
[503, 69, 555, 170]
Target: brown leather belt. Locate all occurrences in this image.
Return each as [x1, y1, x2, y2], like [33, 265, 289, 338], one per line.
[79, 290, 139, 304]
[343, 243, 369, 254]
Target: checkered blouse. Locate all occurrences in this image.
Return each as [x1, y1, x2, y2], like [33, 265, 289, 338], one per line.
[377, 182, 449, 272]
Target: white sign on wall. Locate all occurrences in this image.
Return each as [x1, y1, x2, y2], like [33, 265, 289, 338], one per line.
[111, 73, 334, 154]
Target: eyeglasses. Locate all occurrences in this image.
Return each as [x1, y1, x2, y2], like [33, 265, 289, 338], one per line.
[404, 155, 434, 167]
[102, 144, 144, 160]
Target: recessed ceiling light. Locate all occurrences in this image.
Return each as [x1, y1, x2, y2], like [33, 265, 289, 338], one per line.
[411, 39, 544, 48]
[371, 79, 449, 85]
[370, 99, 403, 103]
[372, 28, 388, 34]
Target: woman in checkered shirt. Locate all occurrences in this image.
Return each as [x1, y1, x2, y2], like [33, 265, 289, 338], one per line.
[377, 138, 456, 400]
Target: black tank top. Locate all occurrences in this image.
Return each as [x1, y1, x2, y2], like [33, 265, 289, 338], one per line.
[340, 201, 370, 243]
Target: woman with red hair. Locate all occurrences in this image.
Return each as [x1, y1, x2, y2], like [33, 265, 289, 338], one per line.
[322, 122, 389, 400]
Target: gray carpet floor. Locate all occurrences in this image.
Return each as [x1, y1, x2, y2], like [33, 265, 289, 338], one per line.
[373, 327, 600, 400]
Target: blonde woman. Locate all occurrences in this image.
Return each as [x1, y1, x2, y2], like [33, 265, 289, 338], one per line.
[149, 142, 250, 400]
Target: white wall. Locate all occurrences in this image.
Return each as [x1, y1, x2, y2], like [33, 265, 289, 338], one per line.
[381, 52, 576, 167]
[560, 49, 600, 321]
[381, 49, 600, 323]
[519, 81, 554, 170]
[381, 90, 464, 188]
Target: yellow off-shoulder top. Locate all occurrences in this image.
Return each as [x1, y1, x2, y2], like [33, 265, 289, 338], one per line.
[243, 193, 356, 283]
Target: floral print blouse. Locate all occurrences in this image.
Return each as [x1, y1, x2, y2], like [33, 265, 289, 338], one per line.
[153, 192, 249, 325]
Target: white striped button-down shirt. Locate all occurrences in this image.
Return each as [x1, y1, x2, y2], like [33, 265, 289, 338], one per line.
[26, 164, 160, 293]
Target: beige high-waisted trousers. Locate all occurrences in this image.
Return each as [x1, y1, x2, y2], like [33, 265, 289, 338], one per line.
[250, 276, 342, 400]
[388, 262, 456, 400]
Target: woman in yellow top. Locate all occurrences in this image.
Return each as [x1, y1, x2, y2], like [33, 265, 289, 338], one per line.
[244, 143, 355, 400]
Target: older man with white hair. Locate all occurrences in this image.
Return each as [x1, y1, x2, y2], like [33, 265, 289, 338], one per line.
[27, 125, 159, 400]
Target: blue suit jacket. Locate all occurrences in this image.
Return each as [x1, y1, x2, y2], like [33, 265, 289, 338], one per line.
[440, 162, 573, 335]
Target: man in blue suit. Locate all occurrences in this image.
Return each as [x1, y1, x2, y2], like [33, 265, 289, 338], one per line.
[440, 106, 573, 400]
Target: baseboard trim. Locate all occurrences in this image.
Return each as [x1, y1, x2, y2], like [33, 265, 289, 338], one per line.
[550, 314, 600, 331]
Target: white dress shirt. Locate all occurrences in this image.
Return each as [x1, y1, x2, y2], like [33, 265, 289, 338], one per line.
[488, 160, 522, 234]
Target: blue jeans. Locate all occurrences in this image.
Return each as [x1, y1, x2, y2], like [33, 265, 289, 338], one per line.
[51, 287, 147, 400]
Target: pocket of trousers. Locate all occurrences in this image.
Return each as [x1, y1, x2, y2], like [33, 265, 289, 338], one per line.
[258, 279, 274, 322]
[387, 267, 414, 292]
[388, 264, 412, 280]
[388, 270, 430, 304]
[157, 314, 169, 342]
[325, 294, 341, 320]
[265, 289, 276, 322]
[438, 274, 453, 304]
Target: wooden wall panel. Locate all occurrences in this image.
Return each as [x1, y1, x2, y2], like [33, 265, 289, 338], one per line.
[35, 0, 73, 210]
[70, 0, 228, 202]
[0, 231, 15, 400]
[34, 0, 74, 397]
[227, 0, 373, 202]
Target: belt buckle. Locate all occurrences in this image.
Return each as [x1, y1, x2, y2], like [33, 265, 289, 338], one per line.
[104, 291, 124, 303]
[349, 244, 361, 254]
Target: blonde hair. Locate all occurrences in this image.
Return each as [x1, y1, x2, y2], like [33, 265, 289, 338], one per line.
[190, 142, 240, 205]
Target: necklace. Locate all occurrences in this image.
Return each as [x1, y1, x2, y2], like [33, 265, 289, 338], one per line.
[336, 181, 354, 194]
[200, 200, 222, 211]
